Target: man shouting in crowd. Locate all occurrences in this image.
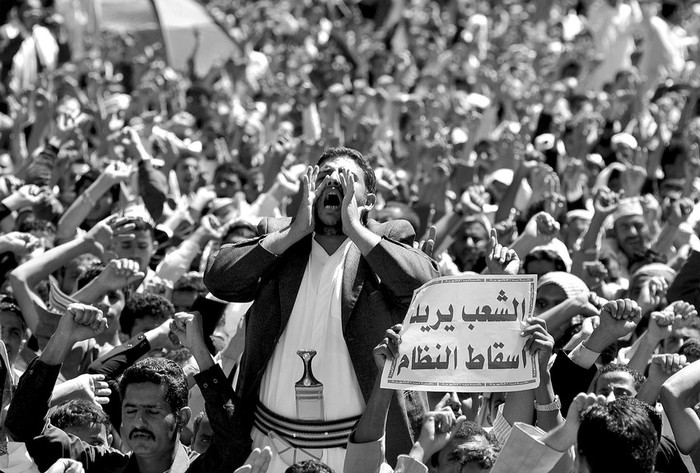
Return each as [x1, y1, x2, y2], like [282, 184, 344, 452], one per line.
[205, 147, 439, 472]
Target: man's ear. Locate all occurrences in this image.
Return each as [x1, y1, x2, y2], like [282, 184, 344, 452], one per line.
[177, 407, 191, 430]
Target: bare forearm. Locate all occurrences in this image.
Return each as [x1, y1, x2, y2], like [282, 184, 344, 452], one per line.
[494, 170, 526, 223]
[40, 331, 75, 366]
[535, 373, 564, 432]
[539, 301, 581, 342]
[57, 176, 114, 240]
[651, 223, 680, 258]
[627, 332, 659, 374]
[191, 344, 215, 372]
[353, 377, 393, 443]
[579, 214, 607, 252]
[11, 237, 92, 287]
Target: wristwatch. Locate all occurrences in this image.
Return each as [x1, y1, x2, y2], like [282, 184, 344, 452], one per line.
[534, 395, 561, 412]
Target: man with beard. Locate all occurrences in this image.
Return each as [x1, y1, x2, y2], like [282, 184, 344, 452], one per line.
[599, 198, 655, 285]
[5, 304, 240, 473]
[205, 147, 439, 472]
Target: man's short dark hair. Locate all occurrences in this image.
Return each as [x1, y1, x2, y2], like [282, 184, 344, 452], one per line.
[596, 363, 646, 391]
[433, 421, 500, 470]
[119, 293, 174, 336]
[119, 357, 188, 413]
[316, 147, 377, 195]
[49, 399, 111, 431]
[578, 397, 659, 473]
[679, 338, 700, 363]
[285, 460, 334, 473]
[214, 162, 248, 186]
[124, 216, 155, 238]
[76, 262, 106, 290]
[0, 294, 25, 328]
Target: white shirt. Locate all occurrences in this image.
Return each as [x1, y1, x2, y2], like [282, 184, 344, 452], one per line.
[254, 237, 365, 472]
[258, 236, 365, 418]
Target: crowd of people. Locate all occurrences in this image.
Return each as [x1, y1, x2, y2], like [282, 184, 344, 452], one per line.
[2, 0, 700, 472]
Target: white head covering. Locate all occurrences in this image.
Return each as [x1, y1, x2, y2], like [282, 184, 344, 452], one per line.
[611, 133, 638, 150]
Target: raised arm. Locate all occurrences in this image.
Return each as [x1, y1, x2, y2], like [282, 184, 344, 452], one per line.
[171, 311, 239, 473]
[9, 216, 136, 333]
[661, 359, 700, 454]
[56, 162, 132, 243]
[6, 303, 108, 443]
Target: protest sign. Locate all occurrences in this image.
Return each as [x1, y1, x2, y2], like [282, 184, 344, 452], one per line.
[381, 275, 539, 392]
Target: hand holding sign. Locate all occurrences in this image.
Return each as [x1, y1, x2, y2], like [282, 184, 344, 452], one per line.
[521, 318, 554, 373]
[486, 229, 520, 275]
[373, 325, 402, 370]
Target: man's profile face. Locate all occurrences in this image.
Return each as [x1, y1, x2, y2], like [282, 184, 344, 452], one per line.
[0, 311, 24, 366]
[314, 157, 371, 232]
[115, 230, 154, 273]
[614, 215, 649, 257]
[121, 382, 182, 458]
[595, 371, 637, 402]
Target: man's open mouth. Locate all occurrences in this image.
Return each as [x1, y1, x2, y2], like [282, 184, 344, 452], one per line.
[322, 189, 342, 210]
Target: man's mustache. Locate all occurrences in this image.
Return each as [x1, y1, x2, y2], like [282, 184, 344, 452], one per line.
[129, 429, 155, 440]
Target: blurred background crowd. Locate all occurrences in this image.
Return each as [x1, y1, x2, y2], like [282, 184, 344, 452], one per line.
[2, 0, 700, 471]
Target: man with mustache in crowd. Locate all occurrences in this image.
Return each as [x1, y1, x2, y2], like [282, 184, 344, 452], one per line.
[599, 199, 656, 285]
[205, 147, 439, 472]
[5, 303, 241, 473]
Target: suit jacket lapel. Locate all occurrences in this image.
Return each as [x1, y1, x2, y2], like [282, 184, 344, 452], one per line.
[279, 236, 312, 331]
[342, 244, 366, 332]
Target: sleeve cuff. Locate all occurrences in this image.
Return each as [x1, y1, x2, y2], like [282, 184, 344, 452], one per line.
[491, 403, 513, 445]
[257, 239, 280, 258]
[395, 455, 429, 473]
[491, 422, 567, 473]
[194, 364, 229, 393]
[568, 342, 600, 369]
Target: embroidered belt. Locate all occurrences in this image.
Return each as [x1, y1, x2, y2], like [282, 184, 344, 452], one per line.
[253, 401, 359, 449]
